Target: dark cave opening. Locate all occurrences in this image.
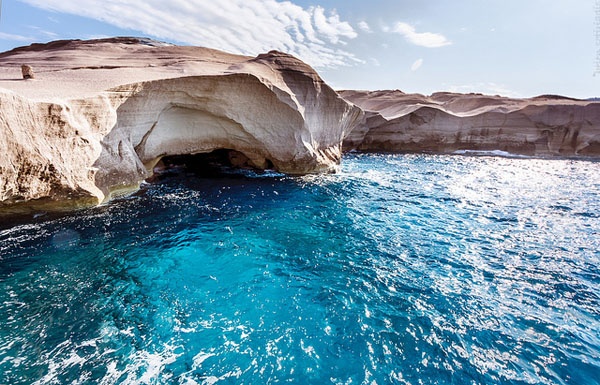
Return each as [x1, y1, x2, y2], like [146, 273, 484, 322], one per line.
[151, 149, 274, 180]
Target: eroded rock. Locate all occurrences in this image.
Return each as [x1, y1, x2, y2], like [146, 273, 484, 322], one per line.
[0, 38, 362, 213]
[21, 64, 34, 79]
[340, 90, 600, 157]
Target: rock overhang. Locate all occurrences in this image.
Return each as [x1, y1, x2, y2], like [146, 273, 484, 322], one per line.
[0, 38, 363, 214]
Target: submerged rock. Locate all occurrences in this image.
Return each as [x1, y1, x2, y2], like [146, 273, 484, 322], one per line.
[341, 90, 600, 156]
[0, 38, 362, 213]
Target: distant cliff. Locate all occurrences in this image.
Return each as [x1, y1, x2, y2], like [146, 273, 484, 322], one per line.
[0, 38, 362, 213]
[341, 90, 600, 156]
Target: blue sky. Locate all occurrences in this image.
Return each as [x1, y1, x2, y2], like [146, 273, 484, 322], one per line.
[0, 0, 598, 98]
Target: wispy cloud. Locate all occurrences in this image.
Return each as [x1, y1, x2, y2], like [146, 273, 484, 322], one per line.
[27, 25, 60, 39]
[392, 22, 451, 48]
[0, 32, 33, 42]
[19, 0, 360, 68]
[411, 58, 423, 71]
[448, 82, 521, 98]
[358, 21, 372, 33]
[368, 57, 381, 67]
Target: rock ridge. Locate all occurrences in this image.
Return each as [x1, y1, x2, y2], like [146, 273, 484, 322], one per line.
[340, 90, 600, 157]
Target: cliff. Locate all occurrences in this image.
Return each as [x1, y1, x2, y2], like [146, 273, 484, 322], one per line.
[0, 38, 362, 213]
[340, 90, 600, 156]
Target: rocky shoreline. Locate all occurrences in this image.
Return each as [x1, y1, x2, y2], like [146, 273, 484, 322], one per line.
[0, 38, 598, 214]
[0, 38, 362, 213]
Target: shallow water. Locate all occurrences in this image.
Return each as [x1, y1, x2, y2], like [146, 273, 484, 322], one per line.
[1, 153, 599, 385]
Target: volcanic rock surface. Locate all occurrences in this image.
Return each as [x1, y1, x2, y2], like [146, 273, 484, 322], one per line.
[0, 38, 362, 213]
[341, 90, 600, 156]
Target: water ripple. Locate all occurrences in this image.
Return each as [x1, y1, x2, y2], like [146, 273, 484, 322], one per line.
[0, 154, 599, 384]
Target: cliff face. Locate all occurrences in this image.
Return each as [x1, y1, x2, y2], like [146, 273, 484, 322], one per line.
[0, 38, 362, 213]
[341, 90, 600, 156]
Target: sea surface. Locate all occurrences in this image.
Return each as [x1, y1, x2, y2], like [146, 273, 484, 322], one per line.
[1, 153, 599, 385]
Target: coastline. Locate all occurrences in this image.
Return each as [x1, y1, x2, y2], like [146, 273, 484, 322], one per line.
[0, 38, 599, 215]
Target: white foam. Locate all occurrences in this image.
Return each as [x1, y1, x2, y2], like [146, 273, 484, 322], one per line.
[202, 376, 220, 385]
[121, 344, 182, 385]
[192, 352, 215, 367]
[174, 325, 197, 333]
[31, 349, 87, 385]
[120, 327, 136, 337]
[99, 361, 123, 385]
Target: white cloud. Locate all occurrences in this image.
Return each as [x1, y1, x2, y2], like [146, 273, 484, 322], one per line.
[312, 6, 356, 44]
[392, 22, 451, 48]
[411, 58, 423, 71]
[18, 0, 359, 68]
[27, 25, 59, 39]
[0, 32, 33, 42]
[358, 21, 372, 33]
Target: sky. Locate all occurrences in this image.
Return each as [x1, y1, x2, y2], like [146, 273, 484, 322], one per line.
[0, 0, 598, 98]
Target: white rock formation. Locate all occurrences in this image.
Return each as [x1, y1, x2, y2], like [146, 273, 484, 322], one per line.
[0, 38, 362, 213]
[341, 90, 600, 156]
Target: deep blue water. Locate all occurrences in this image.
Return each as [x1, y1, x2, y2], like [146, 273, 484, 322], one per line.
[1, 153, 599, 385]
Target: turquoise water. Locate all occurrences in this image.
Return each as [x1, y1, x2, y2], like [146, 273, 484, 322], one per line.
[1, 153, 599, 385]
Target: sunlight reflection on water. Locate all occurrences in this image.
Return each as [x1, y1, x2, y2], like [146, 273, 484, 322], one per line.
[0, 153, 599, 384]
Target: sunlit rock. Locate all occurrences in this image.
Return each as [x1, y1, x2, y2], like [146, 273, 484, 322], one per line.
[0, 38, 362, 212]
[341, 90, 600, 156]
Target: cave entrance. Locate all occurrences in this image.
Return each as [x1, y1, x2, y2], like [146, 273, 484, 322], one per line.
[152, 149, 273, 180]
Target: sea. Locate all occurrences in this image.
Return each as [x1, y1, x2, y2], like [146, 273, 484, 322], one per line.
[0, 153, 599, 385]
